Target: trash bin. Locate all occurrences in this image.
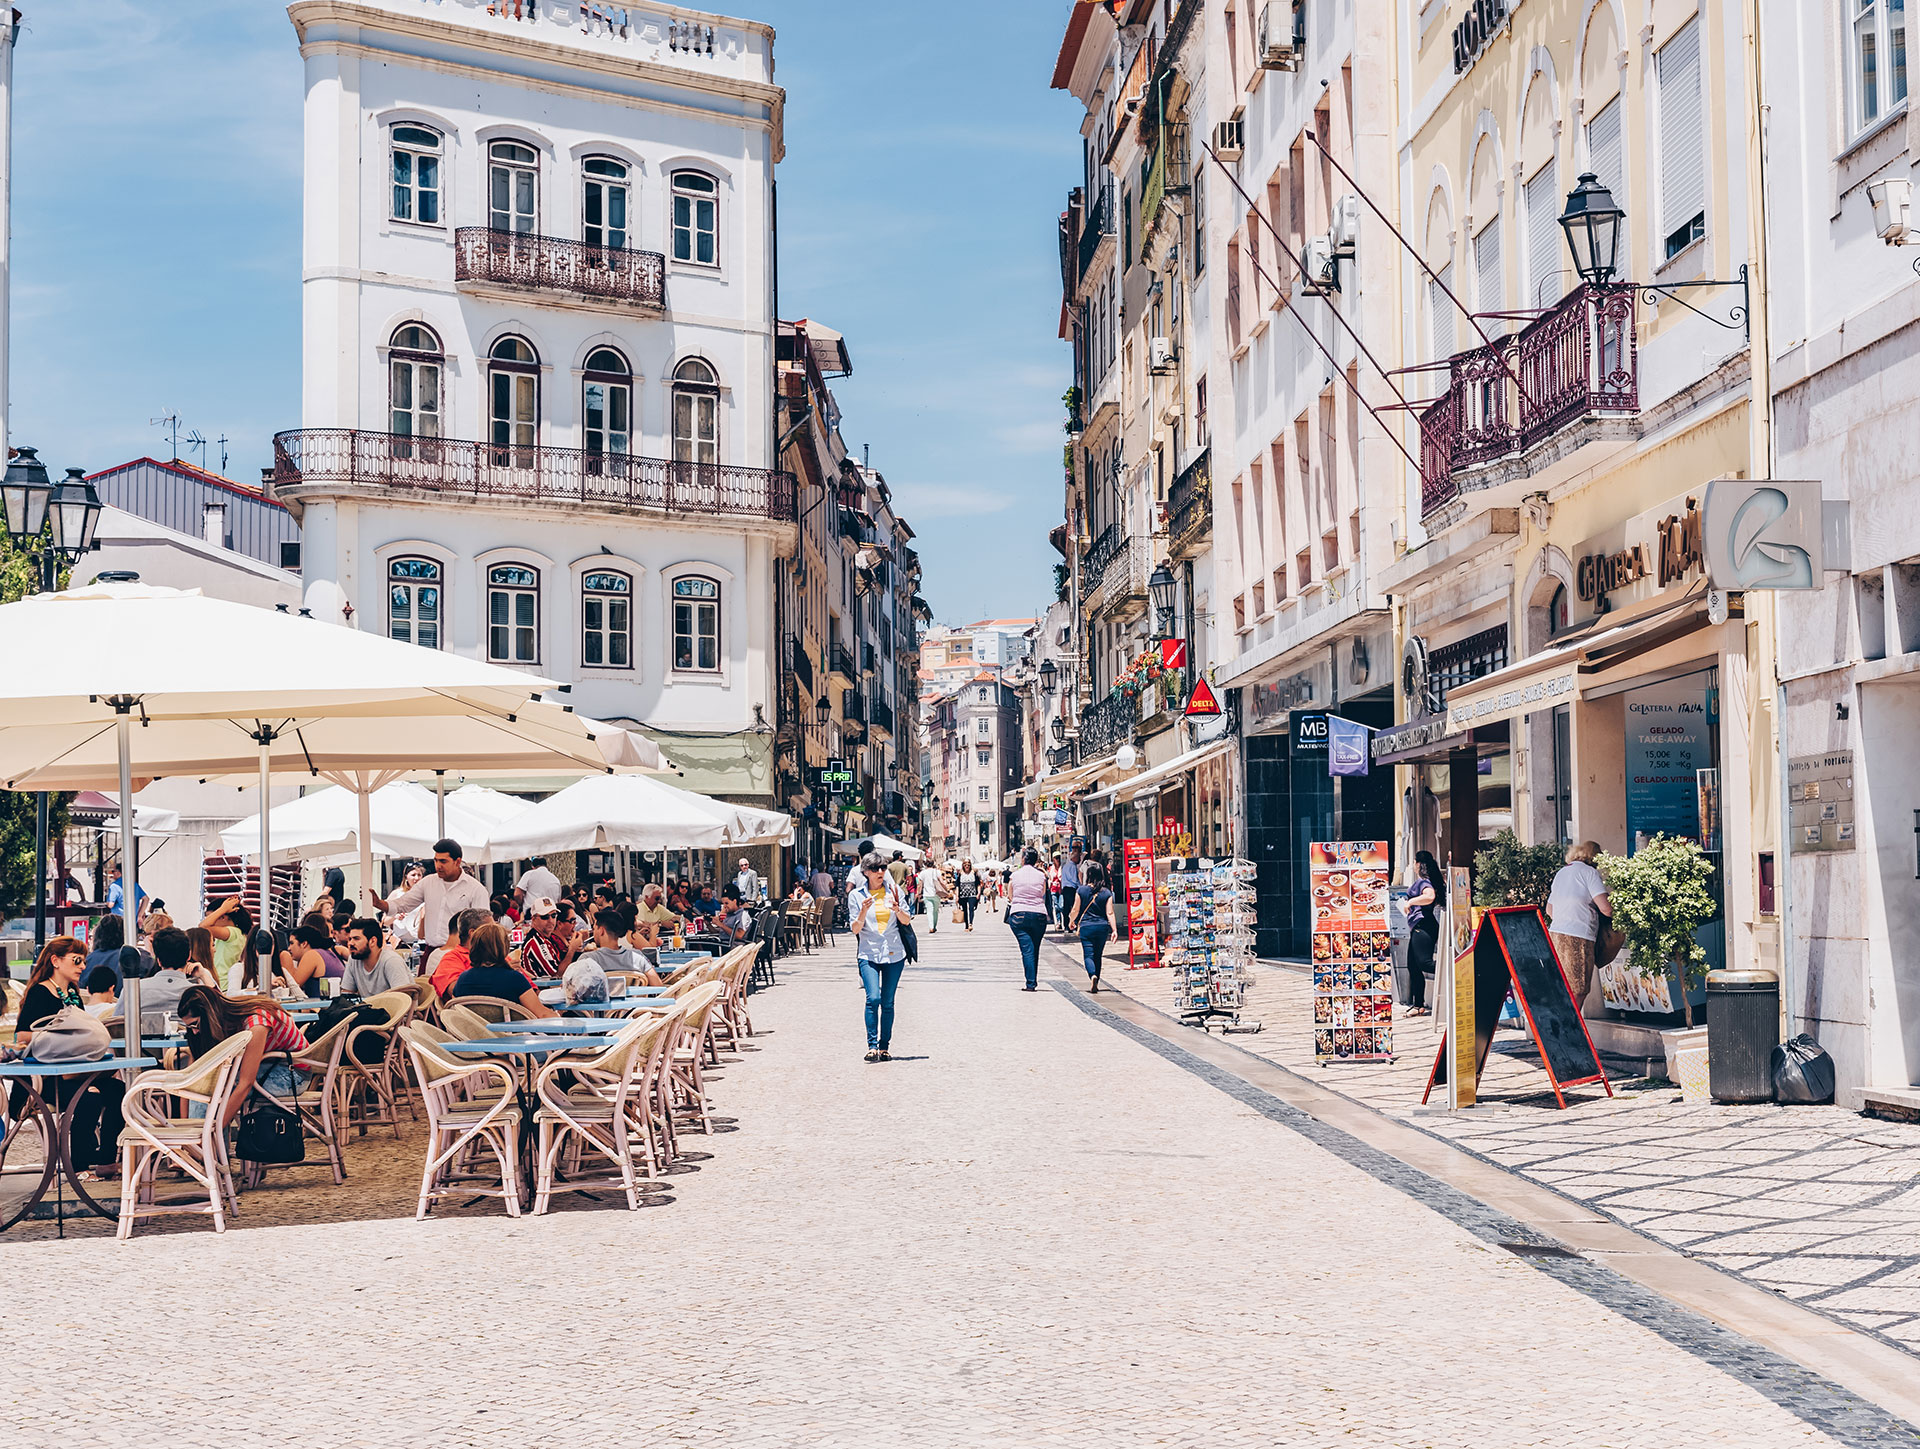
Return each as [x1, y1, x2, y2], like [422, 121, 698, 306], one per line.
[1707, 968, 1779, 1103]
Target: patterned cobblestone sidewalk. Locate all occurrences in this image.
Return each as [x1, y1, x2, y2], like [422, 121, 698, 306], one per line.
[1065, 940, 1920, 1361]
[0, 924, 1906, 1446]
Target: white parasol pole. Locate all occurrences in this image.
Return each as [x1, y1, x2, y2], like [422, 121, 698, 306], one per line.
[435, 769, 446, 839]
[257, 731, 273, 988]
[357, 780, 375, 923]
[117, 712, 140, 1062]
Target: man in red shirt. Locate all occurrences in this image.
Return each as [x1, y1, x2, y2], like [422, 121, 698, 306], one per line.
[519, 897, 576, 979]
[430, 908, 491, 997]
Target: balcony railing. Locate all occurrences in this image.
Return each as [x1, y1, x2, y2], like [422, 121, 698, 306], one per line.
[1078, 183, 1115, 281]
[454, 228, 666, 311]
[786, 635, 813, 692]
[272, 429, 795, 522]
[842, 691, 866, 725]
[829, 643, 857, 681]
[1082, 519, 1125, 596]
[870, 696, 895, 737]
[1080, 690, 1139, 762]
[1418, 283, 1638, 518]
[1167, 447, 1211, 557]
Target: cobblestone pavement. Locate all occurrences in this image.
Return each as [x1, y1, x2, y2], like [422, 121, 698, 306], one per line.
[0, 922, 1909, 1446]
[1071, 942, 1920, 1363]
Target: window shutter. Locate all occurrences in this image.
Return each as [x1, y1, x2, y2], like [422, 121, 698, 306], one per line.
[1524, 160, 1562, 307]
[1586, 96, 1623, 194]
[1658, 19, 1705, 244]
[1430, 265, 1456, 358]
[1473, 221, 1503, 331]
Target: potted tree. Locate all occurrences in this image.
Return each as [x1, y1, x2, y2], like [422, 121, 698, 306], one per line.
[1471, 829, 1563, 909]
[1597, 835, 1716, 1029]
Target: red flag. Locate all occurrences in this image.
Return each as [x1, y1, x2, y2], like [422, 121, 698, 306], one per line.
[1184, 679, 1222, 717]
[1160, 638, 1188, 669]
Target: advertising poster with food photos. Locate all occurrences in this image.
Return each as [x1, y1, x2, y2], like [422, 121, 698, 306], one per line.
[1122, 838, 1162, 968]
[1310, 841, 1393, 1062]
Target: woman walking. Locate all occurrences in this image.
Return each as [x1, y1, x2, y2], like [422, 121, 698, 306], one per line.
[1067, 862, 1116, 992]
[1006, 847, 1051, 992]
[1404, 850, 1445, 1016]
[954, 859, 981, 931]
[848, 853, 910, 1062]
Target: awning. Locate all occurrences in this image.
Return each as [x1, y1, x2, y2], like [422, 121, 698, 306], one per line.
[1443, 590, 1709, 733]
[1080, 740, 1231, 809]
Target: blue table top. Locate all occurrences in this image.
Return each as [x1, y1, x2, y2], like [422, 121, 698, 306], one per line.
[142, 1036, 187, 1050]
[538, 987, 669, 1006]
[441, 1036, 616, 1057]
[486, 1020, 629, 1035]
[0, 1055, 158, 1078]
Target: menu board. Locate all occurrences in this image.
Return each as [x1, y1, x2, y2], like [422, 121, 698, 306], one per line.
[1310, 840, 1392, 1062]
[1122, 838, 1162, 968]
[1624, 674, 1712, 846]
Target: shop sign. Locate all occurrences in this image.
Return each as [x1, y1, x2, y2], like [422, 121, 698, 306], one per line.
[1445, 663, 1577, 733]
[1160, 638, 1188, 670]
[1656, 497, 1705, 587]
[1452, 0, 1515, 75]
[1294, 712, 1329, 754]
[1371, 715, 1453, 761]
[1328, 716, 1370, 777]
[1569, 488, 1709, 620]
[1247, 665, 1325, 733]
[1576, 546, 1649, 602]
[818, 758, 853, 794]
[1701, 479, 1827, 591]
[1184, 678, 1223, 717]
[1623, 677, 1712, 845]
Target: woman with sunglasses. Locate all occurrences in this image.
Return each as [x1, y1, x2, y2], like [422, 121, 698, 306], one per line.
[12, 937, 126, 1176]
[848, 853, 910, 1063]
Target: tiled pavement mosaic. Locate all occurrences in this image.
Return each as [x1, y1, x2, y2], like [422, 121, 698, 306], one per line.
[1067, 939, 1920, 1363]
[0, 922, 1908, 1445]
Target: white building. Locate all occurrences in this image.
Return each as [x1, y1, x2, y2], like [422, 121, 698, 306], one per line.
[275, 0, 792, 802]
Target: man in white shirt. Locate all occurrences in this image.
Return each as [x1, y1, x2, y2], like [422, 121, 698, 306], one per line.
[514, 858, 562, 911]
[916, 861, 947, 934]
[734, 858, 760, 903]
[371, 838, 489, 949]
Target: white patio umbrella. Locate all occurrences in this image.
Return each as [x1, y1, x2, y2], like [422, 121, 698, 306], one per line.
[0, 582, 663, 1056]
[484, 773, 791, 857]
[218, 781, 504, 866]
[834, 833, 923, 862]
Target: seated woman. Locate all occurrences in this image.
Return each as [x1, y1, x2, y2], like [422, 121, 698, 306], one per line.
[279, 921, 346, 996]
[175, 984, 312, 1127]
[449, 923, 557, 1018]
[14, 938, 126, 1176]
[181, 927, 222, 989]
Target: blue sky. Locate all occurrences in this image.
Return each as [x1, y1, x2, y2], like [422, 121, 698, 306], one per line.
[8, 0, 1081, 626]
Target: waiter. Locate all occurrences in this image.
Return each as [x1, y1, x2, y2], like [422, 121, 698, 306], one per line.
[370, 837, 490, 949]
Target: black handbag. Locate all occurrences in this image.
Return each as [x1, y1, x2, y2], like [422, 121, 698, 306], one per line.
[236, 1055, 305, 1164]
[897, 918, 919, 963]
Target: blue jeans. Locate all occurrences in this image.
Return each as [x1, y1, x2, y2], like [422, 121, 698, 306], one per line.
[859, 958, 906, 1050]
[1079, 921, 1111, 980]
[190, 1060, 308, 1120]
[1007, 911, 1048, 989]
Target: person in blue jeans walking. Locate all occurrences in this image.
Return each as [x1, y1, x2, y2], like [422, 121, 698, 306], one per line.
[1067, 862, 1116, 992]
[1005, 847, 1052, 991]
[848, 853, 910, 1062]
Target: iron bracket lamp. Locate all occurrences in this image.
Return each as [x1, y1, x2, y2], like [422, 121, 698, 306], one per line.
[1559, 172, 1749, 339]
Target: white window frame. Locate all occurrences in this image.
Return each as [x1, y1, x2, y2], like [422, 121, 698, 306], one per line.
[1852, 0, 1911, 139]
[391, 125, 443, 226]
[487, 563, 540, 665]
[489, 139, 539, 235]
[580, 569, 632, 671]
[582, 347, 631, 459]
[582, 156, 630, 250]
[388, 556, 443, 650]
[387, 324, 443, 442]
[670, 169, 719, 266]
[488, 336, 540, 459]
[671, 574, 722, 674]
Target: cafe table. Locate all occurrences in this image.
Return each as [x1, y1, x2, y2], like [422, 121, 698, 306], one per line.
[0, 1055, 158, 1235]
[485, 1019, 630, 1036]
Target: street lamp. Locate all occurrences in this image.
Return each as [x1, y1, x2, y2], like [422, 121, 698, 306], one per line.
[1557, 173, 1625, 286]
[1051, 716, 1066, 744]
[1, 447, 103, 948]
[1149, 562, 1177, 635]
[1038, 658, 1057, 695]
[814, 696, 831, 729]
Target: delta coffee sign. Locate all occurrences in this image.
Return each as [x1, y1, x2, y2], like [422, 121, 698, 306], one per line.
[1452, 0, 1518, 75]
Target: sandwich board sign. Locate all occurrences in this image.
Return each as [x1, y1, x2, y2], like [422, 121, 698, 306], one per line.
[1423, 905, 1611, 1110]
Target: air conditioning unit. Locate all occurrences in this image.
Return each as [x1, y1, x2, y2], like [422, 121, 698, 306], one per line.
[1299, 236, 1339, 296]
[1331, 195, 1361, 259]
[1258, 1, 1301, 70]
[1212, 117, 1245, 162]
[1149, 336, 1176, 372]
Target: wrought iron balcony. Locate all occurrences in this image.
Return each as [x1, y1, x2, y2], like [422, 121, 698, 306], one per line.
[1082, 520, 1125, 597]
[1079, 690, 1139, 763]
[842, 691, 866, 725]
[829, 643, 857, 682]
[786, 635, 813, 692]
[883, 790, 905, 818]
[1418, 283, 1638, 520]
[271, 429, 795, 522]
[454, 228, 666, 312]
[1078, 183, 1115, 285]
[1167, 448, 1211, 559]
[870, 695, 895, 738]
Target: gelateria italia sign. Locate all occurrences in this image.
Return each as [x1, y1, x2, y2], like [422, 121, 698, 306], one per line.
[1452, 0, 1521, 74]
[1572, 492, 1705, 617]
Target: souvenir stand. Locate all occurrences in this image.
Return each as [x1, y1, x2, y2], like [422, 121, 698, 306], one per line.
[1163, 858, 1261, 1032]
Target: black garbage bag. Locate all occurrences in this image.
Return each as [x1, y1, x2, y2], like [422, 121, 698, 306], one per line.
[1771, 1034, 1836, 1105]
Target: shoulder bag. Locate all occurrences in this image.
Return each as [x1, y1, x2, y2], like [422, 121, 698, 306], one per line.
[895, 885, 919, 963]
[237, 1053, 306, 1164]
[23, 1005, 113, 1063]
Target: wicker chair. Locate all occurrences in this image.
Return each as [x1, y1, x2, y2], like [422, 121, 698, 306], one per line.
[116, 1033, 253, 1239]
[400, 1025, 524, 1219]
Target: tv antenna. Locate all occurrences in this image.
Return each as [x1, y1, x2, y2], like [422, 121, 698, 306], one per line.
[150, 412, 182, 461]
[216, 434, 230, 474]
[184, 430, 208, 470]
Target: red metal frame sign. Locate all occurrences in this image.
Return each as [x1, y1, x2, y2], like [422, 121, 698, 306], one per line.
[1122, 838, 1162, 969]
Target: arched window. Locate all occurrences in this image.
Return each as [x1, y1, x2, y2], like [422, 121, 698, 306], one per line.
[391, 125, 442, 224]
[488, 336, 539, 462]
[582, 157, 629, 250]
[581, 570, 631, 669]
[672, 358, 718, 464]
[671, 170, 718, 265]
[583, 346, 631, 461]
[388, 557, 442, 649]
[488, 563, 539, 664]
[388, 324, 443, 442]
[1547, 582, 1569, 639]
[672, 575, 721, 672]
[489, 140, 538, 234]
